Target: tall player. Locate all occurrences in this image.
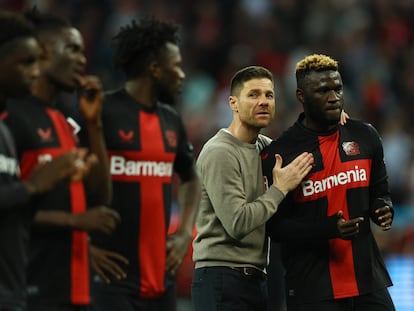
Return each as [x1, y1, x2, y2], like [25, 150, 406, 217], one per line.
[3, 8, 120, 311]
[87, 17, 201, 311]
[262, 54, 395, 311]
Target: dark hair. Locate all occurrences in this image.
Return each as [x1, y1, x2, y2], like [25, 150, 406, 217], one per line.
[0, 10, 34, 48]
[295, 54, 339, 89]
[23, 6, 71, 34]
[230, 66, 274, 97]
[112, 16, 180, 79]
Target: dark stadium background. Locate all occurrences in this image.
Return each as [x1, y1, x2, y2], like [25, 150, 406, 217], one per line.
[2, 1, 414, 310]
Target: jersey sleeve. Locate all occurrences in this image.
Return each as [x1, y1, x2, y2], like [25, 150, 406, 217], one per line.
[365, 123, 394, 215]
[172, 115, 195, 182]
[0, 181, 30, 211]
[0, 111, 31, 210]
[266, 199, 340, 242]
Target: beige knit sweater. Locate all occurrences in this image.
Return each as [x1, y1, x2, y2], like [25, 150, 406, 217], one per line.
[193, 129, 284, 270]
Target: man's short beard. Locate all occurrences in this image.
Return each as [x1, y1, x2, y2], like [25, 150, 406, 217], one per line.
[156, 82, 176, 106]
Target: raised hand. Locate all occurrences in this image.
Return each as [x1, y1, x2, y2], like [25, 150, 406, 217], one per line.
[24, 150, 91, 194]
[272, 152, 314, 196]
[77, 75, 104, 124]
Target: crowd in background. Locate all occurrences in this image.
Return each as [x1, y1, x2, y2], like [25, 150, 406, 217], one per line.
[5, 0, 411, 205]
[2, 0, 413, 306]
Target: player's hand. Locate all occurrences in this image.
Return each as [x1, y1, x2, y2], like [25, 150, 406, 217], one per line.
[70, 206, 120, 234]
[339, 110, 349, 125]
[336, 210, 364, 240]
[272, 152, 314, 196]
[372, 206, 393, 231]
[24, 150, 93, 194]
[69, 148, 98, 182]
[90, 245, 128, 284]
[166, 230, 192, 275]
[76, 75, 104, 124]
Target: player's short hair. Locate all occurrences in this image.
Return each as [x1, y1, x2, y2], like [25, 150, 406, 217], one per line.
[112, 16, 180, 79]
[0, 10, 34, 50]
[23, 6, 71, 35]
[295, 54, 339, 88]
[230, 66, 274, 97]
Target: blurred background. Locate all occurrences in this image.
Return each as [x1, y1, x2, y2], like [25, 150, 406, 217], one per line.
[2, 0, 414, 310]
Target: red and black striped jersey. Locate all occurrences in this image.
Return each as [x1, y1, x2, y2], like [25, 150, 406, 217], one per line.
[3, 96, 90, 306]
[87, 89, 195, 299]
[0, 119, 32, 309]
[261, 113, 393, 305]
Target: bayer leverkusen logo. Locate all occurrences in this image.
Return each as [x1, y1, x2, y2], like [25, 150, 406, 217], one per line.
[342, 141, 360, 156]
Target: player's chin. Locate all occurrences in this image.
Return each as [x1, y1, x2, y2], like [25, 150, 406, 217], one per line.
[255, 118, 273, 128]
[325, 112, 341, 124]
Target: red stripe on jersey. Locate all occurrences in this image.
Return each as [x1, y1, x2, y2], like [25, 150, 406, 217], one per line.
[295, 132, 371, 298]
[46, 109, 90, 304]
[137, 111, 175, 298]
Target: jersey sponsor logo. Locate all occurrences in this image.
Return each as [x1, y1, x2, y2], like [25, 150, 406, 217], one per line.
[0, 154, 20, 175]
[38, 154, 52, 163]
[342, 141, 360, 156]
[301, 165, 367, 196]
[110, 155, 173, 177]
[37, 127, 53, 142]
[118, 129, 134, 143]
[165, 130, 177, 147]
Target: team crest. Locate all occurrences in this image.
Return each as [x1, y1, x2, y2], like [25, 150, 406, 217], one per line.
[342, 141, 360, 156]
[165, 130, 177, 147]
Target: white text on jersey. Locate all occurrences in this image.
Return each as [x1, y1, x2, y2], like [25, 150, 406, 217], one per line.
[0, 154, 20, 176]
[110, 155, 173, 177]
[301, 165, 367, 196]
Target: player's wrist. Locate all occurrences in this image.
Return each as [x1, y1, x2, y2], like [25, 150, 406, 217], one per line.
[23, 181, 37, 194]
[86, 119, 103, 129]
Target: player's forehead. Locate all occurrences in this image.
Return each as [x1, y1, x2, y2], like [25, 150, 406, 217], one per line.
[241, 78, 274, 92]
[306, 70, 342, 88]
[0, 37, 39, 62]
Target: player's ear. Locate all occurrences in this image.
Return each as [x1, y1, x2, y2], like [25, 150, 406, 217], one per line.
[229, 96, 238, 112]
[149, 61, 161, 79]
[296, 88, 304, 104]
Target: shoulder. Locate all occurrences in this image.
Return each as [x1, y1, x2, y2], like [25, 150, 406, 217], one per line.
[199, 131, 239, 159]
[157, 102, 182, 119]
[6, 96, 34, 112]
[344, 119, 381, 137]
[103, 89, 124, 105]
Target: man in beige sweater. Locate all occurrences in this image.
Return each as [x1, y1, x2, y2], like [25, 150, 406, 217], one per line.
[192, 66, 314, 311]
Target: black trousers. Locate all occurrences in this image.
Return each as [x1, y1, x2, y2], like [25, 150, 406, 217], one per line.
[287, 287, 395, 311]
[91, 277, 176, 311]
[27, 304, 89, 311]
[192, 267, 267, 311]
